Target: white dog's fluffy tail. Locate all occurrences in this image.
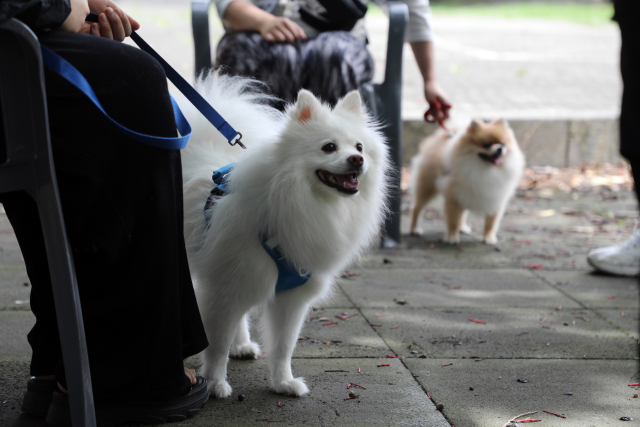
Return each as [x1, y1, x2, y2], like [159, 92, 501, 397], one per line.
[178, 72, 285, 184]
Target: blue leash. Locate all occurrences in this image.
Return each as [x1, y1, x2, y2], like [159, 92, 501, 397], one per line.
[39, 13, 244, 150]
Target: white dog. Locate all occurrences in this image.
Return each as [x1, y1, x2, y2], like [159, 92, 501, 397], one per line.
[180, 73, 390, 398]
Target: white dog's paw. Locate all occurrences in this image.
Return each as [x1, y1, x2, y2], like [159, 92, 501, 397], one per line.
[229, 341, 261, 360]
[483, 235, 498, 245]
[443, 234, 460, 244]
[273, 377, 310, 396]
[208, 380, 233, 399]
[460, 224, 472, 235]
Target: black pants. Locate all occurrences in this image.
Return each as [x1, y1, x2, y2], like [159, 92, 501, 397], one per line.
[0, 31, 207, 400]
[215, 31, 374, 107]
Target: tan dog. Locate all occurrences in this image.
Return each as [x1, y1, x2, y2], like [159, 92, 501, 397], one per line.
[410, 119, 525, 244]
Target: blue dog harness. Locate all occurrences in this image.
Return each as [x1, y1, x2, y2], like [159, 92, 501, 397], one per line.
[204, 165, 312, 293]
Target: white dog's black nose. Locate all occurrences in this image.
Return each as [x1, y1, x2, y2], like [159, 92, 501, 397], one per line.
[348, 154, 364, 167]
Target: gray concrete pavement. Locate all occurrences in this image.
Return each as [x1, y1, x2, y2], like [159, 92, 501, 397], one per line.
[1, 185, 639, 426]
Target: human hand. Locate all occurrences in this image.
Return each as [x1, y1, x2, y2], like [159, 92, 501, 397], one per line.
[258, 16, 306, 43]
[423, 81, 452, 125]
[79, 0, 140, 41]
[59, 0, 91, 33]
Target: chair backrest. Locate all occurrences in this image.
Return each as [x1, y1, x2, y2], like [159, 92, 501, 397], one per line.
[0, 18, 97, 427]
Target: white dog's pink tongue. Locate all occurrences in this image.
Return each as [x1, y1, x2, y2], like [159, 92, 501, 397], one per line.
[493, 157, 503, 166]
[335, 174, 359, 190]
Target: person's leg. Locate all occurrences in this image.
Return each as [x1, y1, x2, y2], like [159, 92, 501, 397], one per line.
[300, 31, 374, 106]
[215, 31, 302, 107]
[11, 30, 208, 401]
[586, 9, 640, 276]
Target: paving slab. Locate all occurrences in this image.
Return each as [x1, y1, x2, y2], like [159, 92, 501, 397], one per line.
[339, 269, 580, 309]
[535, 270, 640, 309]
[361, 307, 638, 359]
[404, 359, 640, 427]
[183, 358, 449, 427]
[0, 312, 35, 363]
[598, 309, 640, 340]
[293, 308, 390, 358]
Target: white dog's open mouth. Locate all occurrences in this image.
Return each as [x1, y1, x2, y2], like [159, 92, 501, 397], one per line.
[478, 152, 503, 166]
[316, 170, 360, 194]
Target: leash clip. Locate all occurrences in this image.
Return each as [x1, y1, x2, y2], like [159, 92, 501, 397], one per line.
[230, 132, 246, 149]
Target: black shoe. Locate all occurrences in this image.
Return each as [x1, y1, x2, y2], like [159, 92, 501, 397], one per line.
[21, 379, 58, 418]
[45, 376, 209, 427]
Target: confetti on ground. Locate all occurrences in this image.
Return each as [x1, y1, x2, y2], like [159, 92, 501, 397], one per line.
[370, 324, 382, 327]
[387, 355, 403, 359]
[469, 318, 486, 324]
[523, 264, 543, 270]
[336, 314, 358, 320]
[425, 275, 434, 279]
[518, 418, 541, 423]
[375, 314, 388, 317]
[349, 382, 366, 390]
[539, 318, 546, 323]
[622, 311, 625, 317]
[323, 321, 338, 326]
[579, 316, 590, 322]
[441, 363, 453, 367]
[358, 367, 361, 373]
[344, 394, 360, 400]
[449, 286, 461, 289]
[628, 383, 640, 386]
[377, 364, 390, 367]
[555, 306, 562, 310]
[276, 401, 285, 407]
[543, 410, 566, 418]
[606, 295, 616, 299]
[390, 325, 400, 329]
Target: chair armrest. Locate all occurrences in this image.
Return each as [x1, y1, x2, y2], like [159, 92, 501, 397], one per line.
[382, 2, 408, 88]
[192, 0, 214, 78]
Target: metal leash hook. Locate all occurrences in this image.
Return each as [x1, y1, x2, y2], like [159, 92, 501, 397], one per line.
[230, 132, 246, 149]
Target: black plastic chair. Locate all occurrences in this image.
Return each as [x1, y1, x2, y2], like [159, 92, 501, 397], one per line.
[190, 0, 408, 247]
[0, 18, 97, 426]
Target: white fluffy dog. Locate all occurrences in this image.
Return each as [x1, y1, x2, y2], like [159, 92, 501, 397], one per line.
[180, 73, 390, 398]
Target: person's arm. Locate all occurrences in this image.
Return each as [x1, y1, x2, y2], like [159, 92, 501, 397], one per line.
[58, 0, 89, 32]
[222, 0, 305, 43]
[402, 0, 451, 123]
[410, 40, 451, 123]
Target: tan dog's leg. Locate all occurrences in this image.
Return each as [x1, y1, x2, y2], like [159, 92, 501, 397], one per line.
[410, 184, 437, 235]
[444, 197, 465, 243]
[483, 208, 504, 244]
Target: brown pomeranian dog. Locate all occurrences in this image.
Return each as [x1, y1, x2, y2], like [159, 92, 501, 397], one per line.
[410, 119, 525, 245]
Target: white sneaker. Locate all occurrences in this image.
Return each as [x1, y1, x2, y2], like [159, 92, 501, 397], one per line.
[587, 228, 640, 276]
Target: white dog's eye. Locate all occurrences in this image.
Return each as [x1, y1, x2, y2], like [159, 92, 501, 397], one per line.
[356, 143, 363, 152]
[322, 142, 337, 153]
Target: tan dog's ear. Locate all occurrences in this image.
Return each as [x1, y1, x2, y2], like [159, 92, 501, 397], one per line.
[291, 90, 322, 123]
[468, 119, 483, 132]
[334, 90, 364, 119]
[492, 118, 510, 129]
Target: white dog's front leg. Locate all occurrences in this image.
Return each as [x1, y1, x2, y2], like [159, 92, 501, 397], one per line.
[261, 286, 317, 397]
[229, 313, 261, 359]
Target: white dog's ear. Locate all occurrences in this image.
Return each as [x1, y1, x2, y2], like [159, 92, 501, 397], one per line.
[468, 119, 483, 132]
[292, 90, 322, 123]
[334, 91, 364, 118]
[492, 118, 510, 129]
